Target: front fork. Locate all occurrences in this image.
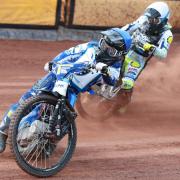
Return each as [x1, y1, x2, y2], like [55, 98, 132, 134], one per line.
[48, 97, 65, 134]
[47, 96, 77, 139]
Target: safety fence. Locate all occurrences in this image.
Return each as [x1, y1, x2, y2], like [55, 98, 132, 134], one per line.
[0, 0, 60, 29]
[0, 0, 179, 31]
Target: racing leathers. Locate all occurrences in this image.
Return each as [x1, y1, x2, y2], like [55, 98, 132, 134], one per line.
[120, 15, 173, 90]
[0, 41, 123, 135]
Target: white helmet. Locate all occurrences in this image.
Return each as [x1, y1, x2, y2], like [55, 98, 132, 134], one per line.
[144, 2, 170, 32]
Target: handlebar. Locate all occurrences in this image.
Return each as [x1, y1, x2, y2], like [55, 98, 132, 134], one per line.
[49, 61, 109, 77]
[84, 63, 109, 76]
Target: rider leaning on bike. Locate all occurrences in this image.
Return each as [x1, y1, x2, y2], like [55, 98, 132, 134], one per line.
[0, 28, 131, 153]
[119, 1, 173, 91]
[109, 1, 173, 108]
[0, 1, 173, 153]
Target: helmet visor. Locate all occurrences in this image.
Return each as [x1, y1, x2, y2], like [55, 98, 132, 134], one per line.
[145, 8, 161, 25]
[99, 38, 122, 57]
[148, 16, 161, 25]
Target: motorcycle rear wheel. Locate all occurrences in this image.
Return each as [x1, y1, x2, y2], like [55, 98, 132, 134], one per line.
[76, 91, 132, 120]
[76, 93, 119, 120]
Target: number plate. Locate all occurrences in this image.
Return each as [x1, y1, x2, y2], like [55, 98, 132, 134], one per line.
[53, 80, 69, 96]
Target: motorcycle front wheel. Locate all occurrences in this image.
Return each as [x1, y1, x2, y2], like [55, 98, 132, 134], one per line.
[8, 94, 77, 177]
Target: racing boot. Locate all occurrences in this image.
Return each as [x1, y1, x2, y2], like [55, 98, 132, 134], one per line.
[0, 131, 7, 153]
[0, 112, 11, 153]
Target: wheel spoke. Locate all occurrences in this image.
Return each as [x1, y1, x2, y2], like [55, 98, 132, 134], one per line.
[31, 139, 48, 167]
[20, 136, 38, 157]
[26, 139, 40, 163]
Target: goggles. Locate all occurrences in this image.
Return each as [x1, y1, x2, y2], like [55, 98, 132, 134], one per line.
[99, 38, 123, 57]
[148, 17, 161, 25]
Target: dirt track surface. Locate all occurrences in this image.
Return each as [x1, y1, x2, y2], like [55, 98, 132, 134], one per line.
[0, 38, 180, 179]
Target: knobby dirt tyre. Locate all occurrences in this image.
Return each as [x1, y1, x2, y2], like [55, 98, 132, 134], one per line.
[8, 94, 77, 177]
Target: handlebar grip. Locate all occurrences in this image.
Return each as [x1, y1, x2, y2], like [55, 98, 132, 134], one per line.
[49, 62, 53, 71]
[101, 66, 109, 76]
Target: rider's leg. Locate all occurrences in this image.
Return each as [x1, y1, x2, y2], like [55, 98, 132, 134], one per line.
[0, 103, 19, 153]
[0, 90, 34, 153]
[0, 72, 56, 153]
[118, 54, 146, 107]
[0, 103, 19, 135]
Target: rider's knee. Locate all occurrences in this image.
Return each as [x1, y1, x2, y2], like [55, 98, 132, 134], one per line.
[121, 77, 134, 90]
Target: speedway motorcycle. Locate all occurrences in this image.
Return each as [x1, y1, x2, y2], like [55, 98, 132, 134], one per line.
[8, 62, 121, 177]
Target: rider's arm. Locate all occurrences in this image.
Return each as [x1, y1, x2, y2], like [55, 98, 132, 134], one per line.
[121, 15, 148, 35]
[153, 30, 173, 59]
[52, 43, 88, 63]
[44, 43, 90, 72]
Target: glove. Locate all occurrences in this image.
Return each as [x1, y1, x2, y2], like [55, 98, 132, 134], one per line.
[143, 43, 155, 52]
[95, 62, 110, 76]
[44, 62, 53, 72]
[95, 62, 107, 71]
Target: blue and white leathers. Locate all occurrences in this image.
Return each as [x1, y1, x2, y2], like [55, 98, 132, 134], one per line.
[0, 41, 123, 135]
